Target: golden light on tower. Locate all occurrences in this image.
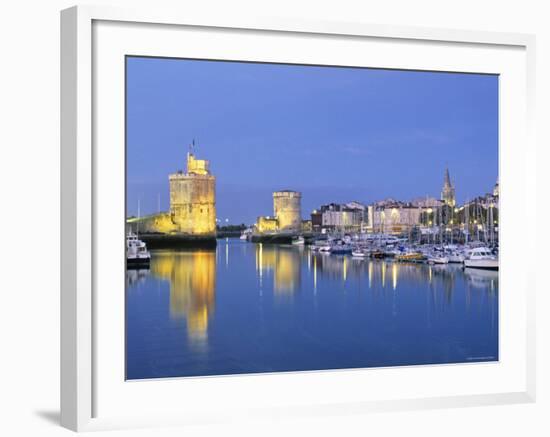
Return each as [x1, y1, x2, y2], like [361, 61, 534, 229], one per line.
[273, 190, 302, 231]
[168, 143, 216, 235]
[129, 142, 218, 237]
[150, 250, 216, 342]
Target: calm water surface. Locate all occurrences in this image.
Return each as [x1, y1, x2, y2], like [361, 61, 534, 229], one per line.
[126, 239, 498, 380]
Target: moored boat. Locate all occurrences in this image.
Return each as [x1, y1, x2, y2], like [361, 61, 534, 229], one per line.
[428, 253, 449, 264]
[464, 247, 498, 270]
[330, 240, 352, 255]
[351, 248, 367, 257]
[127, 232, 151, 268]
[240, 227, 253, 240]
[447, 251, 465, 263]
[395, 251, 425, 263]
[311, 239, 331, 252]
[369, 249, 385, 259]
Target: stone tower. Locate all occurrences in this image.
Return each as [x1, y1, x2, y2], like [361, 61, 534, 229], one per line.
[441, 167, 456, 207]
[273, 190, 302, 231]
[168, 145, 216, 235]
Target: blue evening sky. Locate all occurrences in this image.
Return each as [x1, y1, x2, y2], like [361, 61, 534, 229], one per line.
[126, 57, 498, 225]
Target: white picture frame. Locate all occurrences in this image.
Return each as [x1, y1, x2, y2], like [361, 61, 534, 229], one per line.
[60, 5, 537, 432]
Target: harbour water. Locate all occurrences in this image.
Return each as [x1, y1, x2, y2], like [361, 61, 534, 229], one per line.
[126, 238, 498, 380]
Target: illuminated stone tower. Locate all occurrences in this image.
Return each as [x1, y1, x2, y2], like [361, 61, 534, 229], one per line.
[273, 190, 302, 231]
[169, 144, 216, 235]
[441, 167, 456, 207]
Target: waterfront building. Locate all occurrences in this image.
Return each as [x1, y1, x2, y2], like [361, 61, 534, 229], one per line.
[311, 209, 323, 232]
[311, 202, 366, 233]
[256, 216, 279, 233]
[441, 167, 456, 207]
[369, 199, 425, 234]
[127, 143, 217, 238]
[410, 196, 443, 208]
[301, 219, 313, 233]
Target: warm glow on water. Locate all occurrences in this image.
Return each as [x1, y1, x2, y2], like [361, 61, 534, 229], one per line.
[126, 239, 498, 380]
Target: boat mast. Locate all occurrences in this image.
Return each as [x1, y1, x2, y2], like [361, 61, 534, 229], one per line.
[464, 200, 470, 244]
[137, 198, 140, 236]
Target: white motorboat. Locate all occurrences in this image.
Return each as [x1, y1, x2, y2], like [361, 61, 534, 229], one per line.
[312, 239, 332, 253]
[351, 248, 367, 258]
[127, 232, 151, 268]
[240, 227, 253, 240]
[464, 247, 498, 270]
[292, 236, 305, 246]
[427, 254, 449, 264]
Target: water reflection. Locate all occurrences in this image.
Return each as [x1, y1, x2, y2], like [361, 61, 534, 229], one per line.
[252, 245, 499, 308]
[256, 244, 301, 295]
[464, 267, 499, 290]
[309, 252, 440, 287]
[126, 268, 150, 287]
[126, 240, 498, 379]
[149, 250, 216, 344]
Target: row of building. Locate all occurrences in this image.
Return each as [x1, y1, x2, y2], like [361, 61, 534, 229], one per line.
[309, 168, 499, 235]
[254, 168, 499, 237]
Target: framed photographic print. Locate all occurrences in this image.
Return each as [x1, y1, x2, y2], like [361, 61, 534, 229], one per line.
[61, 5, 536, 432]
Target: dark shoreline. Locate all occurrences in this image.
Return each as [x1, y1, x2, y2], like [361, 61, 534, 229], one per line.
[139, 233, 217, 249]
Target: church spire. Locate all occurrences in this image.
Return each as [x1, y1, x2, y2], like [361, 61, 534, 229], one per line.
[441, 167, 456, 207]
[444, 167, 452, 187]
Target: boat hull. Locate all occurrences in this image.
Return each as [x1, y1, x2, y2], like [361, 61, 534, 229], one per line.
[464, 260, 498, 270]
[127, 257, 151, 269]
[331, 249, 352, 255]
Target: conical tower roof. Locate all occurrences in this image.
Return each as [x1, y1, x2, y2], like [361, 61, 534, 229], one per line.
[444, 167, 452, 187]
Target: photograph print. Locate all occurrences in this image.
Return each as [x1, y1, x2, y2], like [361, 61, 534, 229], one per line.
[125, 57, 499, 380]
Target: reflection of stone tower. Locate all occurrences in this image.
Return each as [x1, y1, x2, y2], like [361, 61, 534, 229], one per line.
[273, 190, 301, 231]
[150, 250, 216, 341]
[169, 144, 216, 235]
[256, 245, 301, 294]
[441, 168, 456, 207]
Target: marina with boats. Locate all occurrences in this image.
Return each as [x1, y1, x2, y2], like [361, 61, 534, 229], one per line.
[242, 231, 498, 270]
